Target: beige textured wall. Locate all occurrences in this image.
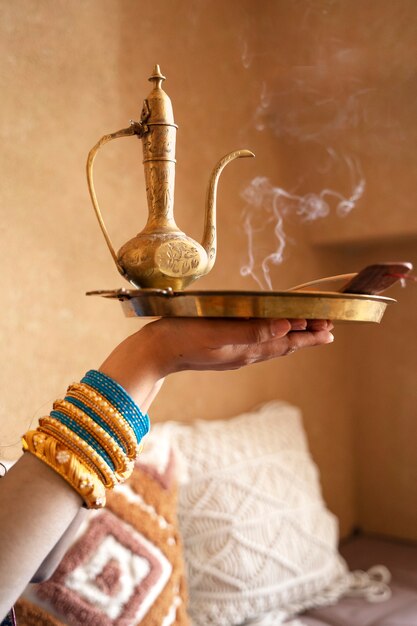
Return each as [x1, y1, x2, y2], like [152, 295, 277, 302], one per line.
[349, 240, 417, 540]
[0, 1, 415, 541]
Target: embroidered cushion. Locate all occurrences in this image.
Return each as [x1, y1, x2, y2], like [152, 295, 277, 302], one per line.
[16, 431, 189, 626]
[153, 402, 348, 626]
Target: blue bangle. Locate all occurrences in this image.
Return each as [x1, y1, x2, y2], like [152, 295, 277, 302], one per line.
[50, 409, 115, 471]
[64, 396, 126, 453]
[81, 370, 150, 443]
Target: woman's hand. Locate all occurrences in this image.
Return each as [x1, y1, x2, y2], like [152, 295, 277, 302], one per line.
[150, 317, 333, 372]
[99, 318, 334, 408]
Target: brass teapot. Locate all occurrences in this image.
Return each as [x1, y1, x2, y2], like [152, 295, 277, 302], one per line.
[87, 65, 254, 290]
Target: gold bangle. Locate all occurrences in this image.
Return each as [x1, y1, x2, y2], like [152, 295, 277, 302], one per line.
[53, 399, 134, 480]
[38, 418, 98, 477]
[22, 430, 106, 509]
[39, 416, 117, 489]
[66, 383, 138, 459]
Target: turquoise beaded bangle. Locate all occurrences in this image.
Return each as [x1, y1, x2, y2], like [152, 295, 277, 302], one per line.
[81, 370, 150, 443]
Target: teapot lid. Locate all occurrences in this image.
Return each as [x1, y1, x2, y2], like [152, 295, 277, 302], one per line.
[142, 64, 176, 126]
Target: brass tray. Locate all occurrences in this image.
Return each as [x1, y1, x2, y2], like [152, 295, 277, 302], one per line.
[87, 289, 395, 322]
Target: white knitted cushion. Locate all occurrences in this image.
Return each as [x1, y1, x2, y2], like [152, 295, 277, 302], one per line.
[153, 401, 348, 626]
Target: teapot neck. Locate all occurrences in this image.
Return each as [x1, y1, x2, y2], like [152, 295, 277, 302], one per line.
[143, 210, 178, 233]
[142, 157, 178, 232]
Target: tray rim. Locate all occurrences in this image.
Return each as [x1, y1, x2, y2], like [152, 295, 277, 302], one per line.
[86, 288, 396, 304]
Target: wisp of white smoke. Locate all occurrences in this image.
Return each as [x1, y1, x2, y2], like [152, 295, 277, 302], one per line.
[240, 158, 365, 290]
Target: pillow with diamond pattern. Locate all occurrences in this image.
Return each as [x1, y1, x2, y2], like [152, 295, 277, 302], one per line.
[153, 401, 349, 626]
[15, 431, 189, 626]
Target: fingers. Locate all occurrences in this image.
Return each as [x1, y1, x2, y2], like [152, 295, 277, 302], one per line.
[244, 318, 333, 342]
[289, 319, 307, 331]
[147, 317, 335, 375]
[232, 318, 292, 343]
[243, 328, 334, 365]
[156, 318, 334, 350]
[306, 319, 334, 331]
[284, 329, 334, 355]
[162, 317, 293, 345]
[287, 319, 334, 332]
[189, 318, 333, 344]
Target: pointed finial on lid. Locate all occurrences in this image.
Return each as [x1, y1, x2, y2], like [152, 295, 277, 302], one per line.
[148, 64, 166, 89]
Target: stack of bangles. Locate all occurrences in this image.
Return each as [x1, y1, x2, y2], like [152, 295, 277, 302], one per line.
[22, 370, 150, 509]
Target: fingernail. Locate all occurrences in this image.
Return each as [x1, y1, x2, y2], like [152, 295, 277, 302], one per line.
[270, 320, 290, 337]
[270, 320, 279, 337]
[292, 321, 307, 331]
[326, 332, 335, 343]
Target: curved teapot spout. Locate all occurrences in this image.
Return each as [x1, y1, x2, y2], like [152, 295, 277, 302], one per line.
[201, 149, 255, 274]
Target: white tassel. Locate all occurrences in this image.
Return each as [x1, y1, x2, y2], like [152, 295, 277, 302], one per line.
[243, 565, 392, 625]
[343, 565, 392, 602]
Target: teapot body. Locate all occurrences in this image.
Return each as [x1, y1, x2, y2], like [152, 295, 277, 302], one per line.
[117, 231, 209, 289]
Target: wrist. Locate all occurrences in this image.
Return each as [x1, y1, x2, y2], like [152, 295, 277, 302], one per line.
[98, 322, 168, 411]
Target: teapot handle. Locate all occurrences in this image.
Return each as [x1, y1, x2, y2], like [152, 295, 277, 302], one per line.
[86, 123, 146, 277]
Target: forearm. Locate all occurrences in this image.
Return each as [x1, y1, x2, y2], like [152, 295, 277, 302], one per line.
[0, 328, 165, 620]
[0, 453, 82, 619]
